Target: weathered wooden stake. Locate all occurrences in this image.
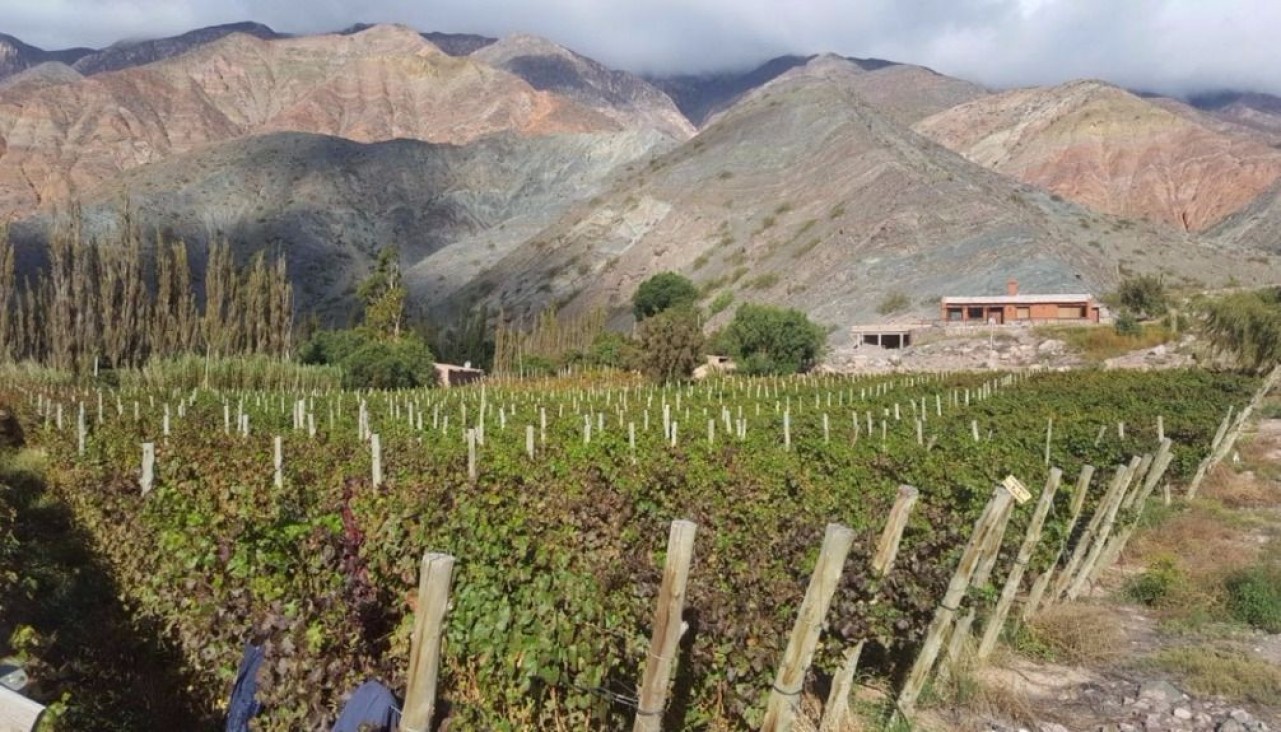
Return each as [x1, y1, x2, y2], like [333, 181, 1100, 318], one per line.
[977, 469, 1062, 661]
[633, 520, 697, 732]
[820, 486, 918, 732]
[371, 434, 383, 487]
[273, 436, 283, 488]
[141, 442, 155, 495]
[761, 523, 856, 732]
[401, 552, 455, 732]
[1022, 465, 1095, 621]
[896, 485, 1016, 719]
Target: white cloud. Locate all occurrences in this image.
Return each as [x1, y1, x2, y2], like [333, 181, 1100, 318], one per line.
[0, 0, 1277, 96]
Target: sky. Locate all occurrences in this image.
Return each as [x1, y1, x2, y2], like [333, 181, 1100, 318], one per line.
[2, 0, 1279, 97]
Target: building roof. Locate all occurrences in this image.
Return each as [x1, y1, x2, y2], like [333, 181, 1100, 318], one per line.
[941, 294, 1094, 306]
[849, 324, 918, 334]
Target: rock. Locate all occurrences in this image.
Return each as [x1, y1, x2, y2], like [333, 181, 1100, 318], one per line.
[1039, 724, 1071, 732]
[1173, 707, 1192, 720]
[1137, 679, 1184, 709]
[0, 407, 23, 450]
[1038, 339, 1066, 353]
[1219, 721, 1248, 732]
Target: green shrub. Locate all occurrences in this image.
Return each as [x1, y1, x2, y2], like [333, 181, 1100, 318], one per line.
[877, 291, 911, 315]
[633, 272, 699, 320]
[1225, 565, 1281, 632]
[720, 303, 825, 375]
[1126, 557, 1183, 606]
[1114, 312, 1142, 336]
[1116, 275, 1168, 318]
[709, 291, 734, 316]
[341, 336, 435, 389]
[636, 308, 704, 381]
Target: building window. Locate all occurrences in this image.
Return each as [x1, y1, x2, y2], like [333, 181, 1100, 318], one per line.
[967, 307, 984, 320]
[1057, 305, 1086, 319]
[947, 307, 963, 321]
[1015, 307, 1031, 320]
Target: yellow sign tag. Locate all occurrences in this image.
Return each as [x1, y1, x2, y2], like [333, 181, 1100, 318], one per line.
[1002, 475, 1032, 504]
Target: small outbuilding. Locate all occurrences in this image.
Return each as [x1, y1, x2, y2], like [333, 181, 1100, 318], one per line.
[434, 363, 485, 388]
[849, 325, 916, 349]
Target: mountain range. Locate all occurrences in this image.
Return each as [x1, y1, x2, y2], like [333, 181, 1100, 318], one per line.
[3, 22, 1281, 341]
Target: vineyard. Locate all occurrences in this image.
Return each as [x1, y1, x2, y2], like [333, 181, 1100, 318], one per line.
[0, 368, 1263, 731]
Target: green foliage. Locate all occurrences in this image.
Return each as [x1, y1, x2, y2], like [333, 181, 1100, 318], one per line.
[358, 247, 407, 339]
[1114, 312, 1142, 336]
[341, 337, 435, 389]
[1125, 556, 1183, 605]
[636, 308, 704, 381]
[1199, 289, 1281, 372]
[632, 272, 698, 320]
[709, 291, 734, 316]
[301, 329, 435, 389]
[1225, 565, 1281, 632]
[720, 303, 825, 375]
[877, 292, 911, 316]
[1115, 275, 1168, 319]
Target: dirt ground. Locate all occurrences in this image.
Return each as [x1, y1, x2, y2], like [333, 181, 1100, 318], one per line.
[912, 415, 1281, 732]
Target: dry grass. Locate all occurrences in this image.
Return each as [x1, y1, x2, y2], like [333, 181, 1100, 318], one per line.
[1035, 323, 1172, 362]
[1128, 504, 1258, 582]
[1150, 645, 1281, 705]
[1023, 603, 1125, 664]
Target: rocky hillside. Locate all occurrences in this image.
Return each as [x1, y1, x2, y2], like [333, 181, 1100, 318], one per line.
[11, 129, 669, 322]
[651, 54, 984, 128]
[451, 71, 1279, 337]
[1191, 91, 1281, 145]
[0, 33, 91, 79]
[915, 81, 1281, 231]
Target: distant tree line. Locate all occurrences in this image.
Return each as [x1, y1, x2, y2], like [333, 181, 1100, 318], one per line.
[0, 217, 293, 373]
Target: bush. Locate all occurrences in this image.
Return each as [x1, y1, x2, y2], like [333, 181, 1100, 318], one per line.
[1116, 275, 1168, 318]
[1225, 565, 1281, 632]
[720, 303, 825, 375]
[633, 272, 698, 320]
[1126, 556, 1183, 606]
[300, 329, 435, 389]
[877, 291, 911, 315]
[708, 291, 734, 316]
[1200, 289, 1281, 371]
[636, 308, 704, 381]
[1114, 312, 1142, 336]
[341, 336, 436, 390]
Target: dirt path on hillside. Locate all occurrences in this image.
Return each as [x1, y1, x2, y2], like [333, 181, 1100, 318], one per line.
[921, 418, 1281, 732]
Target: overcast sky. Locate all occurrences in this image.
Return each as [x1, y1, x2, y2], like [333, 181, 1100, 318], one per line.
[2, 0, 1278, 96]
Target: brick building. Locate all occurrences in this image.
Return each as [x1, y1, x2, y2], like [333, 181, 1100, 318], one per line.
[940, 280, 1100, 325]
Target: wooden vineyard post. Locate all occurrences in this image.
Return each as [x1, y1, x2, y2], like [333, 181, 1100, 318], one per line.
[1051, 463, 1128, 602]
[1044, 418, 1053, 466]
[401, 552, 455, 732]
[273, 436, 283, 489]
[371, 434, 383, 488]
[467, 428, 478, 482]
[633, 520, 697, 732]
[1065, 457, 1141, 601]
[977, 469, 1062, 662]
[77, 403, 86, 456]
[1022, 465, 1095, 621]
[140, 442, 155, 495]
[760, 523, 856, 732]
[940, 488, 1015, 677]
[526, 426, 535, 459]
[1094, 441, 1175, 580]
[896, 484, 1016, 720]
[820, 486, 919, 732]
[0, 685, 45, 731]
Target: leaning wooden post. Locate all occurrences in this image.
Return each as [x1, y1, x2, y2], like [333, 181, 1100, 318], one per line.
[1051, 463, 1128, 602]
[1066, 456, 1141, 600]
[896, 484, 1016, 719]
[633, 520, 698, 732]
[760, 523, 856, 732]
[820, 486, 918, 732]
[977, 469, 1062, 662]
[1022, 465, 1095, 621]
[940, 489, 1016, 677]
[140, 442, 155, 495]
[401, 552, 456, 732]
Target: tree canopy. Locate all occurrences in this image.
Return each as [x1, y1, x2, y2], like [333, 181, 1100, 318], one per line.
[719, 303, 825, 375]
[633, 272, 698, 320]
